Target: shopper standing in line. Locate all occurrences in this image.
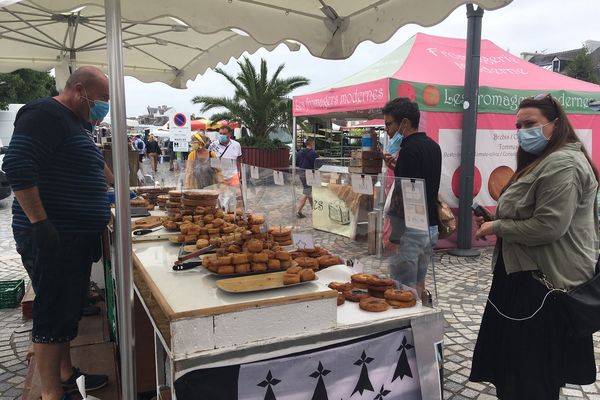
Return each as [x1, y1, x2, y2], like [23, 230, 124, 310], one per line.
[469, 94, 598, 399]
[4, 66, 111, 400]
[384, 97, 441, 299]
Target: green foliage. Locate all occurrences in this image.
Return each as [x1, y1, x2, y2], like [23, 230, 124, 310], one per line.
[237, 135, 287, 149]
[0, 69, 57, 110]
[192, 57, 309, 144]
[565, 48, 600, 84]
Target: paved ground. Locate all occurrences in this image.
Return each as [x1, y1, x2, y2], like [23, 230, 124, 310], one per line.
[0, 159, 599, 398]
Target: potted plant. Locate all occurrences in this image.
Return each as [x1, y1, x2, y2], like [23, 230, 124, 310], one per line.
[192, 57, 309, 169]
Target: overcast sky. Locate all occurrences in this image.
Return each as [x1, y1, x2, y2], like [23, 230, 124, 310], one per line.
[122, 0, 600, 118]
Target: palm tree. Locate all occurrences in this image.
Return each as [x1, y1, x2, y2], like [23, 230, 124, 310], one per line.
[192, 57, 309, 146]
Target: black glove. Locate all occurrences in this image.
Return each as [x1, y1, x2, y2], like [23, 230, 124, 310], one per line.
[31, 219, 60, 251]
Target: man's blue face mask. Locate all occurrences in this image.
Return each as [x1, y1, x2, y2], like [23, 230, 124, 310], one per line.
[387, 131, 403, 156]
[82, 87, 110, 122]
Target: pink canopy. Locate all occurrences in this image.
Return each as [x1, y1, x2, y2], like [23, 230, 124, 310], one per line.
[293, 33, 600, 117]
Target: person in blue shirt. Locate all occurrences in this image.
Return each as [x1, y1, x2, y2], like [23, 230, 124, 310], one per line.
[3, 66, 110, 399]
[296, 137, 319, 218]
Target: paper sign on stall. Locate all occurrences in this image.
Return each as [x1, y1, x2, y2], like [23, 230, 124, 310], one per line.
[273, 171, 284, 186]
[351, 174, 374, 195]
[305, 170, 321, 187]
[400, 178, 429, 232]
[292, 233, 315, 250]
[221, 158, 235, 170]
[210, 158, 222, 168]
[171, 129, 189, 152]
[250, 166, 259, 179]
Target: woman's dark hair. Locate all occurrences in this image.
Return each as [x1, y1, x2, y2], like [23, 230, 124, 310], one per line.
[510, 94, 599, 185]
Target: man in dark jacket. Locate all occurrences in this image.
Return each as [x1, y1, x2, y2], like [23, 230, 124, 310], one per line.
[383, 97, 441, 298]
[296, 137, 319, 218]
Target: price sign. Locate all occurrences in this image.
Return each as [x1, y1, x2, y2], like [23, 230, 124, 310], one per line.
[351, 174, 374, 195]
[273, 171, 285, 186]
[400, 178, 429, 232]
[305, 170, 321, 187]
[292, 233, 315, 250]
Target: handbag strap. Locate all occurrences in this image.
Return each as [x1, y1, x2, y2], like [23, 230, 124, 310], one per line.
[219, 144, 231, 159]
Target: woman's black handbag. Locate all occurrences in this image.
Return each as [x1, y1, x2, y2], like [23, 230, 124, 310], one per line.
[554, 259, 600, 337]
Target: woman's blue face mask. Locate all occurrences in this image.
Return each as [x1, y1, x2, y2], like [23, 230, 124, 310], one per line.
[517, 121, 552, 155]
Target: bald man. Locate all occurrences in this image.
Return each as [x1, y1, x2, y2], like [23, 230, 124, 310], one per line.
[3, 66, 110, 400]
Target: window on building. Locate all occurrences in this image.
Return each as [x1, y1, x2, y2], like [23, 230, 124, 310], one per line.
[552, 59, 560, 72]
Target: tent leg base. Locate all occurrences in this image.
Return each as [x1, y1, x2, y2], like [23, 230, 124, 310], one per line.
[447, 248, 481, 257]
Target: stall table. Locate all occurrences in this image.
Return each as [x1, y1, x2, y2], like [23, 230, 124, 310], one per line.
[130, 237, 444, 400]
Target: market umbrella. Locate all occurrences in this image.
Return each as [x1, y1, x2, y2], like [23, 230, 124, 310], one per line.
[45, 0, 512, 59]
[0, 0, 298, 88]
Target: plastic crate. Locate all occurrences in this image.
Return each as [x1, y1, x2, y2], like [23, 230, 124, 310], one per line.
[0, 279, 25, 308]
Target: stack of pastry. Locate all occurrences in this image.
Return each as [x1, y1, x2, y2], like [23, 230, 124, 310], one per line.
[384, 289, 416, 308]
[181, 190, 220, 214]
[326, 274, 415, 311]
[166, 190, 182, 216]
[268, 226, 292, 246]
[202, 242, 296, 276]
[130, 198, 149, 208]
[283, 265, 316, 285]
[136, 186, 173, 206]
[157, 194, 169, 210]
[289, 246, 343, 271]
[366, 276, 396, 299]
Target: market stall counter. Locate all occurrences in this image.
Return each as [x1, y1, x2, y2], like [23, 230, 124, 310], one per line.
[132, 240, 443, 400]
[116, 168, 444, 400]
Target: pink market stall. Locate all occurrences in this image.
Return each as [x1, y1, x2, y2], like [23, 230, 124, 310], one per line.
[293, 32, 600, 248]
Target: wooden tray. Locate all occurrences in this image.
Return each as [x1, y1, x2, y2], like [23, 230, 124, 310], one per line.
[216, 271, 318, 293]
[204, 267, 283, 279]
[132, 216, 162, 231]
[169, 236, 196, 245]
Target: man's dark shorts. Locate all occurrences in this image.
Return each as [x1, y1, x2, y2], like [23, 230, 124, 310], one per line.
[14, 230, 101, 344]
[299, 176, 312, 197]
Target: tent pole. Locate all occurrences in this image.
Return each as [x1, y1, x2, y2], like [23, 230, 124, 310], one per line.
[292, 116, 297, 168]
[448, 4, 483, 257]
[105, 0, 137, 397]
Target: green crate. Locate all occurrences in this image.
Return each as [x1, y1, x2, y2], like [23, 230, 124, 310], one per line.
[0, 279, 25, 308]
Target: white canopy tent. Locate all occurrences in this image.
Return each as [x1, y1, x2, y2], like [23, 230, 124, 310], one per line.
[0, 1, 514, 398]
[0, 0, 299, 88]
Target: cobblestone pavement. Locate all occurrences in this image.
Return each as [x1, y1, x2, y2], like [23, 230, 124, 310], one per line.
[1, 166, 600, 399]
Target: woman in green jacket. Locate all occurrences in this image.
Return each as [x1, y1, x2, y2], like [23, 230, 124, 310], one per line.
[469, 94, 599, 399]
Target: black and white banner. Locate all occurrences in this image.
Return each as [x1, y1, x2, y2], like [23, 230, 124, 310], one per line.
[175, 328, 421, 400]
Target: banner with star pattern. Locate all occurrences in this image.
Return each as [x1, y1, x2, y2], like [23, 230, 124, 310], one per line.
[237, 328, 420, 400]
[174, 327, 421, 399]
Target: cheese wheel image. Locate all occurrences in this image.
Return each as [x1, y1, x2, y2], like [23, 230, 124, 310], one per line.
[451, 166, 482, 199]
[422, 85, 441, 107]
[488, 166, 514, 201]
[397, 82, 416, 101]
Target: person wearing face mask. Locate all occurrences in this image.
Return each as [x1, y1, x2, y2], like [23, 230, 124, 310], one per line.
[469, 94, 598, 399]
[184, 132, 221, 189]
[383, 97, 441, 300]
[209, 125, 243, 186]
[3, 66, 111, 400]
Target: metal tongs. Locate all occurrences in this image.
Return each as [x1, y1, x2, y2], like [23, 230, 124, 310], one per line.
[172, 244, 215, 271]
